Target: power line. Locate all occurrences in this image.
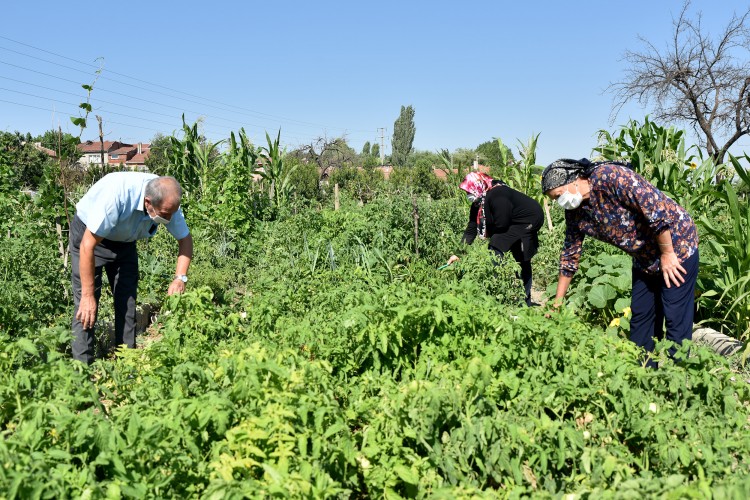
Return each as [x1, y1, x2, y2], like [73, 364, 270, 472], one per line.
[0, 60, 371, 144]
[0, 73, 299, 137]
[0, 86, 265, 141]
[0, 97, 319, 149]
[0, 56, 309, 135]
[0, 98, 168, 135]
[2, 86, 183, 129]
[0, 66, 342, 144]
[0, 37, 375, 134]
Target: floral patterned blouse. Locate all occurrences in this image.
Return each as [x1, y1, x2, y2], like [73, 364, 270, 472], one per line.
[560, 164, 698, 277]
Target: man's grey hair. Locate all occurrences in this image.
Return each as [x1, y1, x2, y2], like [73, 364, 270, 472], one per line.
[145, 176, 182, 207]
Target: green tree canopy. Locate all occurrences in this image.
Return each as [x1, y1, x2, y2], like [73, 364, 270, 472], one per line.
[0, 131, 55, 190]
[145, 133, 172, 175]
[392, 105, 415, 167]
[371, 142, 380, 161]
[476, 139, 516, 167]
[361, 141, 371, 157]
[34, 129, 79, 159]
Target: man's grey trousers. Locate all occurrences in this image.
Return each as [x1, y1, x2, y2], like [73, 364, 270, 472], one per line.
[70, 215, 138, 364]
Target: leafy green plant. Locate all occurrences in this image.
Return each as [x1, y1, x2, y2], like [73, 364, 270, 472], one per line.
[167, 115, 225, 202]
[4, 118, 750, 499]
[550, 252, 633, 334]
[594, 117, 726, 213]
[696, 154, 750, 341]
[491, 134, 544, 198]
[259, 131, 297, 208]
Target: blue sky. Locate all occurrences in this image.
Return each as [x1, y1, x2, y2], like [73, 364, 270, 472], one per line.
[2, 0, 749, 165]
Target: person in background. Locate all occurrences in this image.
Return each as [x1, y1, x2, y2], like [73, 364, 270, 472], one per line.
[446, 172, 544, 306]
[70, 173, 193, 364]
[541, 158, 699, 367]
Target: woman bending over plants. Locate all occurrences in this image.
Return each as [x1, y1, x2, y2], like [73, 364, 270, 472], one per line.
[542, 159, 698, 367]
[446, 172, 544, 306]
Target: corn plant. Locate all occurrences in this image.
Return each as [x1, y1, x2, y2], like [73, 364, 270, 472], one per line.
[167, 115, 225, 202]
[435, 148, 470, 196]
[204, 128, 260, 241]
[259, 131, 297, 207]
[697, 154, 750, 341]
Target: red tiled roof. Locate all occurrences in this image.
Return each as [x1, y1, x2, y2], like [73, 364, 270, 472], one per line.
[32, 143, 57, 157]
[125, 151, 149, 164]
[111, 146, 136, 155]
[78, 141, 117, 153]
[433, 168, 455, 180]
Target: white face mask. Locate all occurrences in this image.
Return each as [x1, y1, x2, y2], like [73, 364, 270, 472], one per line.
[557, 183, 583, 210]
[146, 202, 170, 225]
[466, 193, 478, 203]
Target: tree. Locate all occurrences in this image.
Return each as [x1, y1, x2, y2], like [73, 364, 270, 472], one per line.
[292, 136, 356, 180]
[0, 131, 55, 190]
[392, 105, 415, 167]
[371, 142, 380, 161]
[452, 148, 478, 170]
[361, 141, 371, 156]
[35, 129, 79, 159]
[610, 1, 750, 163]
[476, 139, 516, 167]
[403, 150, 440, 169]
[144, 133, 172, 175]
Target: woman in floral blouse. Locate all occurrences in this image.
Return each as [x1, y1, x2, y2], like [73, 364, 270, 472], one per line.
[541, 158, 699, 366]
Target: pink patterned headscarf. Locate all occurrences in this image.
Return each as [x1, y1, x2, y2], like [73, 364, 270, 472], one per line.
[459, 172, 494, 198]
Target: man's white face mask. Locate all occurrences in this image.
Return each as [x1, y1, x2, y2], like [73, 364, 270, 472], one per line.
[557, 182, 583, 210]
[146, 202, 170, 225]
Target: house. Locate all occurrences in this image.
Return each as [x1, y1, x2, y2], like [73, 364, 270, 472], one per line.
[108, 145, 138, 165]
[124, 143, 151, 171]
[375, 165, 392, 180]
[77, 141, 126, 166]
[76, 141, 151, 170]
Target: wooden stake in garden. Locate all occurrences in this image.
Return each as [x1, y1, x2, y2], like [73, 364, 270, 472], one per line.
[96, 115, 105, 174]
[543, 198, 553, 231]
[412, 193, 420, 257]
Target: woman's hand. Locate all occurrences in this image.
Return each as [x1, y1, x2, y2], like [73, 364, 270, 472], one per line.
[447, 255, 460, 265]
[660, 251, 686, 288]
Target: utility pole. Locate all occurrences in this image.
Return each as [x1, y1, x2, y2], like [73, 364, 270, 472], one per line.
[377, 127, 385, 166]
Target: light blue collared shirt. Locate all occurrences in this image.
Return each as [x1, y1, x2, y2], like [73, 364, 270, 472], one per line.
[75, 172, 190, 242]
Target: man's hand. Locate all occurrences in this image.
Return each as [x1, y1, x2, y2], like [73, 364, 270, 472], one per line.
[76, 295, 98, 330]
[167, 279, 186, 296]
[447, 255, 460, 265]
[660, 251, 686, 288]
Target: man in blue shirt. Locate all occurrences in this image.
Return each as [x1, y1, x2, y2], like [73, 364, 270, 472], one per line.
[70, 172, 193, 364]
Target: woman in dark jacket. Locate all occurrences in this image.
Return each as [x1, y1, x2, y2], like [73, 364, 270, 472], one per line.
[447, 172, 544, 306]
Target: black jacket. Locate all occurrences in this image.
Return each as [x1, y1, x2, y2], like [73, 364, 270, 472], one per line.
[462, 183, 544, 261]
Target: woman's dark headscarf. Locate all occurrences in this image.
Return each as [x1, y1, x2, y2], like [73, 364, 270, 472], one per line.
[540, 158, 599, 193]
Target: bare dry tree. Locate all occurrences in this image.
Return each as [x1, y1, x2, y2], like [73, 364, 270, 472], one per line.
[295, 135, 355, 180]
[610, 1, 750, 163]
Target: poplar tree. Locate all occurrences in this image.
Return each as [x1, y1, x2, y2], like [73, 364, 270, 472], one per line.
[392, 105, 415, 167]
